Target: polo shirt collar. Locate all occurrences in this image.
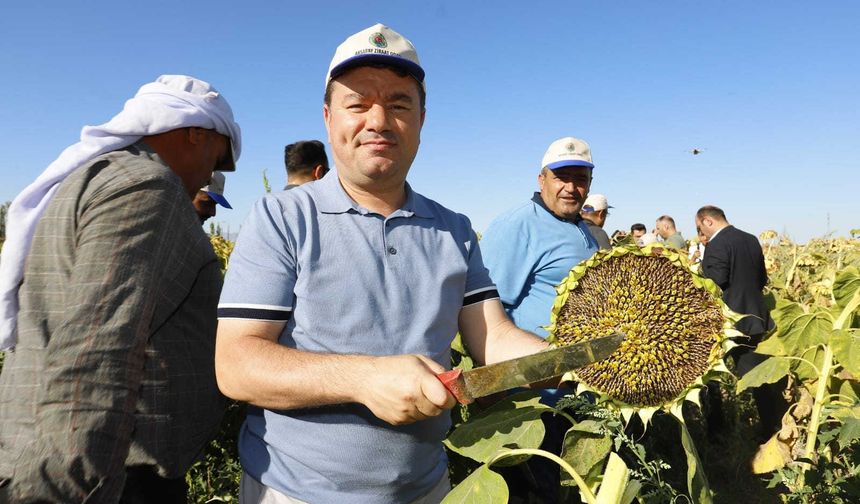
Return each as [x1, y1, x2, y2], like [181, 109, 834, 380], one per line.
[531, 192, 582, 224]
[317, 171, 432, 218]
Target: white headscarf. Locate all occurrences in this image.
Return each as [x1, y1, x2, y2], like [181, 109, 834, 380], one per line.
[0, 75, 241, 351]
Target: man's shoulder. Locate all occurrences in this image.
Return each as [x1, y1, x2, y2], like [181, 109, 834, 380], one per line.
[486, 200, 542, 231]
[78, 146, 182, 195]
[410, 189, 476, 231]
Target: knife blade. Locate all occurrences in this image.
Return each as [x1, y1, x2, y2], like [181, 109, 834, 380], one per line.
[436, 332, 625, 404]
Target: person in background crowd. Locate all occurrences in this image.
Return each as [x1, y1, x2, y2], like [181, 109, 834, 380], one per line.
[630, 222, 647, 242]
[193, 171, 232, 224]
[695, 205, 787, 441]
[0, 75, 240, 503]
[638, 231, 659, 246]
[580, 193, 612, 250]
[480, 136, 599, 502]
[284, 140, 329, 190]
[688, 225, 709, 265]
[655, 215, 686, 249]
[214, 24, 552, 504]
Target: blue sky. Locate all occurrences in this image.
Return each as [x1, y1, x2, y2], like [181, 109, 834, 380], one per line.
[1, 1, 857, 243]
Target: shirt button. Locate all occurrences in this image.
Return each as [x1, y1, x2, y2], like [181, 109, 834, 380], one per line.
[388, 247, 397, 255]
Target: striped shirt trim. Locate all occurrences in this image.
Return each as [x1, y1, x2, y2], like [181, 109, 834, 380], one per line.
[463, 287, 500, 307]
[217, 303, 293, 321]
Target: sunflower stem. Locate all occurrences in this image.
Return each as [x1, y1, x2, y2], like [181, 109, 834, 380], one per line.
[488, 448, 597, 504]
[672, 406, 713, 504]
[798, 343, 834, 489]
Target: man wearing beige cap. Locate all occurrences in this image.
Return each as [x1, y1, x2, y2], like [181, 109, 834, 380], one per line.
[580, 193, 613, 250]
[193, 171, 232, 224]
[215, 24, 550, 504]
[480, 136, 599, 502]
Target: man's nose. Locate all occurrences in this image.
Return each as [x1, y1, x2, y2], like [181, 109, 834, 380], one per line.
[365, 104, 390, 131]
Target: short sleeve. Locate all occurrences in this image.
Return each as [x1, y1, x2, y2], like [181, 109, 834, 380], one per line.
[480, 218, 532, 309]
[462, 227, 499, 307]
[218, 195, 297, 321]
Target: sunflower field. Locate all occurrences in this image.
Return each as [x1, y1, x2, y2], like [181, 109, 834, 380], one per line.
[3, 229, 855, 503]
[444, 232, 860, 504]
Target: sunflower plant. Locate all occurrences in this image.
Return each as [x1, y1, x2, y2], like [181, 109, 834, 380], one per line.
[444, 244, 742, 503]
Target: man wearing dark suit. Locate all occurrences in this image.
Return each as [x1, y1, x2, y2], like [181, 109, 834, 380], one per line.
[696, 205, 786, 440]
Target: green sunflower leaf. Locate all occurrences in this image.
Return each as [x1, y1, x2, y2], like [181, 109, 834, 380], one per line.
[443, 392, 551, 463]
[737, 357, 791, 393]
[837, 417, 860, 450]
[560, 427, 611, 487]
[441, 464, 508, 504]
[831, 330, 860, 375]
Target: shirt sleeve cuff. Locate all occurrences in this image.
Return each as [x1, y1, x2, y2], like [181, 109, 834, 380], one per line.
[463, 286, 500, 307]
[217, 303, 293, 321]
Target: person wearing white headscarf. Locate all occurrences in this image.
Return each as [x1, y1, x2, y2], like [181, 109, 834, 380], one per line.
[0, 74, 241, 352]
[0, 75, 240, 503]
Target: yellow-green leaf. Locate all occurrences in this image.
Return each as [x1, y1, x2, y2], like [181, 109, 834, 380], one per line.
[751, 433, 793, 474]
[444, 392, 551, 463]
[442, 464, 508, 504]
[560, 428, 612, 487]
[831, 330, 860, 375]
[737, 357, 791, 393]
[833, 267, 860, 310]
[837, 417, 860, 450]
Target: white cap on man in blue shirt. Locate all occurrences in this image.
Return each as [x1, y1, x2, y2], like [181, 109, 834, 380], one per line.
[541, 136, 594, 170]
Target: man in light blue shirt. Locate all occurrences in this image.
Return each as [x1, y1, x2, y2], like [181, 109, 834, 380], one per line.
[479, 136, 599, 503]
[481, 136, 599, 339]
[215, 24, 551, 504]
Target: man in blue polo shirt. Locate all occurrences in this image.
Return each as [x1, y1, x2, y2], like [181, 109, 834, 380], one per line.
[214, 24, 551, 504]
[481, 136, 599, 339]
[480, 136, 599, 502]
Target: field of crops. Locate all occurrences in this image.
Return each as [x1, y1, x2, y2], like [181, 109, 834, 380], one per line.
[1, 230, 857, 503]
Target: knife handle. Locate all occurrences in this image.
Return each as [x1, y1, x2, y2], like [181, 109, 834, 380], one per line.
[436, 369, 474, 405]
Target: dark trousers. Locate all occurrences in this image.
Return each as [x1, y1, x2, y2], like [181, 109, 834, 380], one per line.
[119, 466, 188, 504]
[707, 344, 789, 441]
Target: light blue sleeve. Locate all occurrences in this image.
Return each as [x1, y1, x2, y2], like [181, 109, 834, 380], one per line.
[479, 214, 533, 311]
[217, 195, 297, 321]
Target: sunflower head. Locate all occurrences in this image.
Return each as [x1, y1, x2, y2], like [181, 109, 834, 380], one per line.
[547, 245, 740, 419]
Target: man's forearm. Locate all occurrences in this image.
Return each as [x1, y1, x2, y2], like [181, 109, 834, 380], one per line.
[459, 300, 549, 367]
[215, 329, 375, 410]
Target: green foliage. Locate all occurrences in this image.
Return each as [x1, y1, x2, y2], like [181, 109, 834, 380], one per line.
[262, 169, 272, 194]
[445, 392, 551, 463]
[743, 233, 860, 500]
[186, 401, 245, 502]
[0, 200, 10, 244]
[441, 465, 508, 504]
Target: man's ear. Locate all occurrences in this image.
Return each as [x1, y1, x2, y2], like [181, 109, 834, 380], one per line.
[313, 165, 327, 180]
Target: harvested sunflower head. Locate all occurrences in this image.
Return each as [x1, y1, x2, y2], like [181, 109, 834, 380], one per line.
[547, 245, 740, 421]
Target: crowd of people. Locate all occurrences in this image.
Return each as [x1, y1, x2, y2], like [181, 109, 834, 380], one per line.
[0, 23, 779, 504]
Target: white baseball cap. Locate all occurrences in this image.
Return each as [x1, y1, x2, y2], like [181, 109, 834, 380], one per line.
[582, 194, 612, 212]
[201, 171, 232, 209]
[326, 23, 424, 89]
[541, 136, 594, 170]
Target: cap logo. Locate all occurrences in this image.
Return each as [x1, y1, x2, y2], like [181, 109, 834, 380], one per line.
[369, 32, 388, 48]
[566, 142, 577, 153]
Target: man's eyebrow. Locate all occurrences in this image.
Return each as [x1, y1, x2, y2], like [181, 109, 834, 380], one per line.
[342, 92, 366, 101]
[387, 92, 414, 103]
